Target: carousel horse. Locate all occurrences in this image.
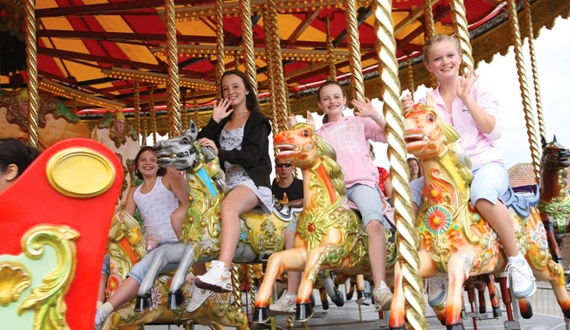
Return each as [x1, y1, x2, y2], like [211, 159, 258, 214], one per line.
[388, 103, 570, 329]
[253, 122, 398, 323]
[100, 210, 248, 330]
[538, 136, 570, 267]
[134, 121, 301, 313]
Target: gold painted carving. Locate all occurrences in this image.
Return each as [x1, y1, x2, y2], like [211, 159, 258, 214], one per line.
[0, 261, 31, 306]
[18, 225, 79, 330]
[46, 147, 116, 198]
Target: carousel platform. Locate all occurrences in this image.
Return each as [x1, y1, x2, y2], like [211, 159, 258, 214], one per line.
[145, 282, 568, 330]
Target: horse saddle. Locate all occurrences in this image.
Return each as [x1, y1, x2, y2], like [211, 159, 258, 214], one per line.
[500, 185, 540, 218]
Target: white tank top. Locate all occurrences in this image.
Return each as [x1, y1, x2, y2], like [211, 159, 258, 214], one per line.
[134, 176, 179, 244]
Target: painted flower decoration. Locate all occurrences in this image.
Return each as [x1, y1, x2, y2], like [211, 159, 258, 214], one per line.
[425, 206, 452, 234]
[106, 274, 121, 295]
[150, 286, 163, 311]
[428, 183, 446, 203]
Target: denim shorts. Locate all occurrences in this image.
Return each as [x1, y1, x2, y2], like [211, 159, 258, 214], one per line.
[411, 161, 508, 207]
[346, 183, 389, 229]
[102, 254, 110, 277]
[287, 216, 298, 234]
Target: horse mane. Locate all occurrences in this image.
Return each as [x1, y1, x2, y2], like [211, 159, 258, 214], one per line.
[311, 127, 347, 196]
[440, 119, 473, 185]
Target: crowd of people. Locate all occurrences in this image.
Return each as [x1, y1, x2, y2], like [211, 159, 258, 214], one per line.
[0, 33, 537, 329]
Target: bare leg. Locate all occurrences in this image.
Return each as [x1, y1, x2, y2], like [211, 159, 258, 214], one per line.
[219, 186, 260, 269]
[475, 199, 518, 256]
[107, 277, 140, 309]
[170, 203, 188, 240]
[285, 229, 301, 294]
[366, 220, 387, 288]
[98, 275, 108, 303]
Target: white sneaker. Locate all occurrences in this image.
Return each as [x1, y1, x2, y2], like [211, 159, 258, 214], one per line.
[94, 308, 108, 330]
[372, 287, 393, 311]
[195, 261, 232, 293]
[270, 291, 297, 314]
[186, 283, 213, 312]
[507, 258, 536, 299]
[427, 274, 448, 307]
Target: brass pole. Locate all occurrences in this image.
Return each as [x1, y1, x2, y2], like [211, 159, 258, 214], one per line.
[506, 0, 541, 181]
[181, 88, 188, 131]
[134, 80, 141, 142]
[164, 0, 181, 137]
[345, 0, 365, 101]
[266, 0, 289, 133]
[193, 96, 199, 129]
[423, 0, 438, 88]
[232, 263, 242, 313]
[24, 0, 39, 148]
[149, 86, 157, 145]
[326, 16, 337, 82]
[449, 0, 474, 73]
[522, 0, 545, 140]
[142, 109, 148, 147]
[215, 0, 225, 100]
[407, 57, 415, 101]
[262, 7, 279, 135]
[239, 0, 258, 95]
[373, 1, 426, 329]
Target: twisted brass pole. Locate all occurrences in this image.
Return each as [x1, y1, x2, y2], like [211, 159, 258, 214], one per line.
[232, 263, 243, 313]
[215, 0, 225, 100]
[24, 0, 39, 148]
[239, 0, 258, 95]
[423, 0, 438, 88]
[326, 16, 337, 82]
[407, 57, 415, 101]
[449, 0, 474, 73]
[142, 110, 148, 147]
[164, 0, 181, 137]
[193, 96, 200, 129]
[506, 0, 541, 181]
[181, 88, 188, 131]
[345, 0, 365, 101]
[262, 7, 279, 135]
[522, 0, 545, 140]
[149, 86, 157, 145]
[373, 1, 426, 329]
[134, 80, 141, 142]
[248, 264, 256, 313]
[266, 0, 289, 133]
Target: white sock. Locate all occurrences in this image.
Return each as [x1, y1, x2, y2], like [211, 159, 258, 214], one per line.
[379, 280, 388, 289]
[508, 252, 525, 264]
[96, 301, 103, 309]
[101, 302, 114, 314]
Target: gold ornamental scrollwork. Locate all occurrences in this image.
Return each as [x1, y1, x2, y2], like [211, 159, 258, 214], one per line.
[17, 225, 79, 330]
[0, 261, 32, 306]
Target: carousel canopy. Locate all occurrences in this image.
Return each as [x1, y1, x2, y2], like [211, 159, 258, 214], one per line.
[0, 0, 568, 124]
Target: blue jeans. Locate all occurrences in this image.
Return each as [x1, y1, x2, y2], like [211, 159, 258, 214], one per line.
[411, 161, 508, 207]
[346, 183, 390, 229]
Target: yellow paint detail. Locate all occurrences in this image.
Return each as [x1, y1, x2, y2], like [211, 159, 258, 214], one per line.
[0, 262, 31, 307]
[47, 147, 116, 198]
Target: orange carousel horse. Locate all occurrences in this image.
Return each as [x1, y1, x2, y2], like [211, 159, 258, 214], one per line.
[253, 122, 397, 322]
[388, 103, 570, 329]
[538, 136, 570, 267]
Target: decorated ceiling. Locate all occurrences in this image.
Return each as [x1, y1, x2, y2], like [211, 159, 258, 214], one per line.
[0, 0, 569, 121]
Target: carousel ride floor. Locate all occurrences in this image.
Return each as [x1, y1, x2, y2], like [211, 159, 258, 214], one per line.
[145, 282, 568, 330]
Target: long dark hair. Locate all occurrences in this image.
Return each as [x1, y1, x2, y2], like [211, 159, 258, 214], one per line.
[134, 146, 166, 180]
[317, 80, 346, 124]
[221, 70, 261, 113]
[0, 138, 40, 176]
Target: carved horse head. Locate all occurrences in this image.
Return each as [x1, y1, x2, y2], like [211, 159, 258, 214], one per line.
[153, 121, 202, 171]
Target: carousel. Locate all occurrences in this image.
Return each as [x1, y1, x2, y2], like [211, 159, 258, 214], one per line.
[0, 0, 569, 329]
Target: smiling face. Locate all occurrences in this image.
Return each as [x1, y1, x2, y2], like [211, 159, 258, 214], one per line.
[424, 39, 462, 82]
[317, 83, 346, 121]
[136, 149, 159, 178]
[407, 158, 420, 176]
[222, 73, 249, 109]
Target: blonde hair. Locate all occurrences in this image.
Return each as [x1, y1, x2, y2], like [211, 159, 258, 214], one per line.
[423, 34, 461, 63]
